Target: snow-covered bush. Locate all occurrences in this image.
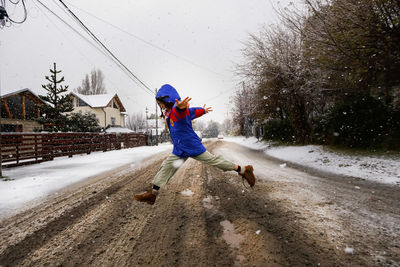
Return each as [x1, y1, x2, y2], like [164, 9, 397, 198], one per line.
[263, 119, 295, 143]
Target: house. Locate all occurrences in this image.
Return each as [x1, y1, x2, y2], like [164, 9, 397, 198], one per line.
[68, 92, 127, 128]
[0, 88, 46, 132]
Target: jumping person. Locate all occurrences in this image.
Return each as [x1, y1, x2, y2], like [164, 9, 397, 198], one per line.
[134, 84, 255, 205]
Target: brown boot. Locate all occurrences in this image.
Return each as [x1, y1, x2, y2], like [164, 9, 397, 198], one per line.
[134, 189, 157, 205]
[240, 165, 255, 188]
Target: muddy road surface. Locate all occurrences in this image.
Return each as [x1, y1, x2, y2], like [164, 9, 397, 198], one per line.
[0, 140, 399, 266]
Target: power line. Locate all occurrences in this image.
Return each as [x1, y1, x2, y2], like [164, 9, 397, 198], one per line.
[40, 0, 154, 99]
[33, 0, 148, 110]
[57, 0, 154, 96]
[36, 0, 154, 97]
[36, 0, 148, 96]
[6, 0, 26, 24]
[35, 0, 154, 97]
[0, 0, 27, 28]
[50, 1, 240, 105]
[35, 0, 119, 66]
[36, 0, 152, 99]
[64, 1, 223, 77]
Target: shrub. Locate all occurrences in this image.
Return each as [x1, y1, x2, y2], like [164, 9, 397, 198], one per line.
[263, 119, 294, 143]
[322, 95, 390, 148]
[385, 108, 400, 149]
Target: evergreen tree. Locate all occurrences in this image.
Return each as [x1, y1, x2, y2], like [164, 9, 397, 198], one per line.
[37, 63, 73, 132]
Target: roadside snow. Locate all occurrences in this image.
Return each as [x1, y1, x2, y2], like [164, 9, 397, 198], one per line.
[0, 143, 172, 218]
[223, 136, 269, 151]
[105, 127, 134, 133]
[224, 136, 400, 186]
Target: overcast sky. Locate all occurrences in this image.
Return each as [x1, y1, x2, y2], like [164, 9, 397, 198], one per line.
[1, 0, 298, 123]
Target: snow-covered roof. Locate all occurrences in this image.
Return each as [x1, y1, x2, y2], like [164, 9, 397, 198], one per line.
[70, 92, 126, 112]
[0, 88, 48, 105]
[105, 127, 134, 133]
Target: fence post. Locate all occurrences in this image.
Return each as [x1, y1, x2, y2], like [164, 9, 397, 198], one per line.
[49, 134, 54, 161]
[69, 134, 73, 158]
[88, 134, 92, 155]
[34, 134, 38, 162]
[103, 134, 107, 152]
[16, 136, 20, 165]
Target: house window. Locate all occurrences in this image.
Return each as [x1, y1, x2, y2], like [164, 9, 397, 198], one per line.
[78, 98, 89, 107]
[6, 95, 23, 119]
[25, 96, 39, 120]
[112, 100, 119, 109]
[1, 100, 8, 118]
[111, 117, 116, 126]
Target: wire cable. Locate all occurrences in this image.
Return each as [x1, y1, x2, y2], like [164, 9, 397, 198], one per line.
[33, 0, 149, 109]
[46, 0, 154, 98]
[57, 0, 155, 96]
[63, 1, 223, 77]
[6, 0, 27, 24]
[34, 1, 117, 70]
[55, 0, 154, 96]
[35, 0, 154, 97]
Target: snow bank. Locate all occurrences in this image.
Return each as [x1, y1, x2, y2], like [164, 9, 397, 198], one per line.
[267, 145, 400, 186]
[224, 136, 400, 186]
[0, 143, 172, 218]
[224, 136, 269, 151]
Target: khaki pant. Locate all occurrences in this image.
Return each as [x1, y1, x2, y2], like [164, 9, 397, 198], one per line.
[152, 151, 235, 188]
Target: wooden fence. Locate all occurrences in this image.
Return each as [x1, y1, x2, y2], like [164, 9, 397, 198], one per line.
[0, 132, 147, 168]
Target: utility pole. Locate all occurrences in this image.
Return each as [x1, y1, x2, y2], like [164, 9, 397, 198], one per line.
[155, 88, 158, 146]
[0, 50, 2, 178]
[145, 107, 149, 133]
[242, 81, 249, 138]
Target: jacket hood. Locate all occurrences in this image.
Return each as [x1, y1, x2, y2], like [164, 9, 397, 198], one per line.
[156, 84, 181, 104]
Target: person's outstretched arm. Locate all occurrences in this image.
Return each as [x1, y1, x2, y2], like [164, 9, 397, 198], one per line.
[174, 97, 213, 120]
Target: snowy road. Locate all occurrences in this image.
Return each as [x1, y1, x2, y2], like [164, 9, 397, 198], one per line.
[0, 140, 399, 266]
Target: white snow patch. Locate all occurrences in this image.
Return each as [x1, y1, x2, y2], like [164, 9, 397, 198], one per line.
[220, 220, 243, 249]
[0, 143, 172, 219]
[181, 189, 194, 196]
[105, 127, 134, 133]
[202, 195, 214, 209]
[202, 195, 221, 216]
[279, 163, 287, 168]
[345, 246, 354, 254]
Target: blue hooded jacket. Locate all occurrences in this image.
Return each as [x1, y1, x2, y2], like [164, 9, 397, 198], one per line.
[156, 84, 206, 158]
